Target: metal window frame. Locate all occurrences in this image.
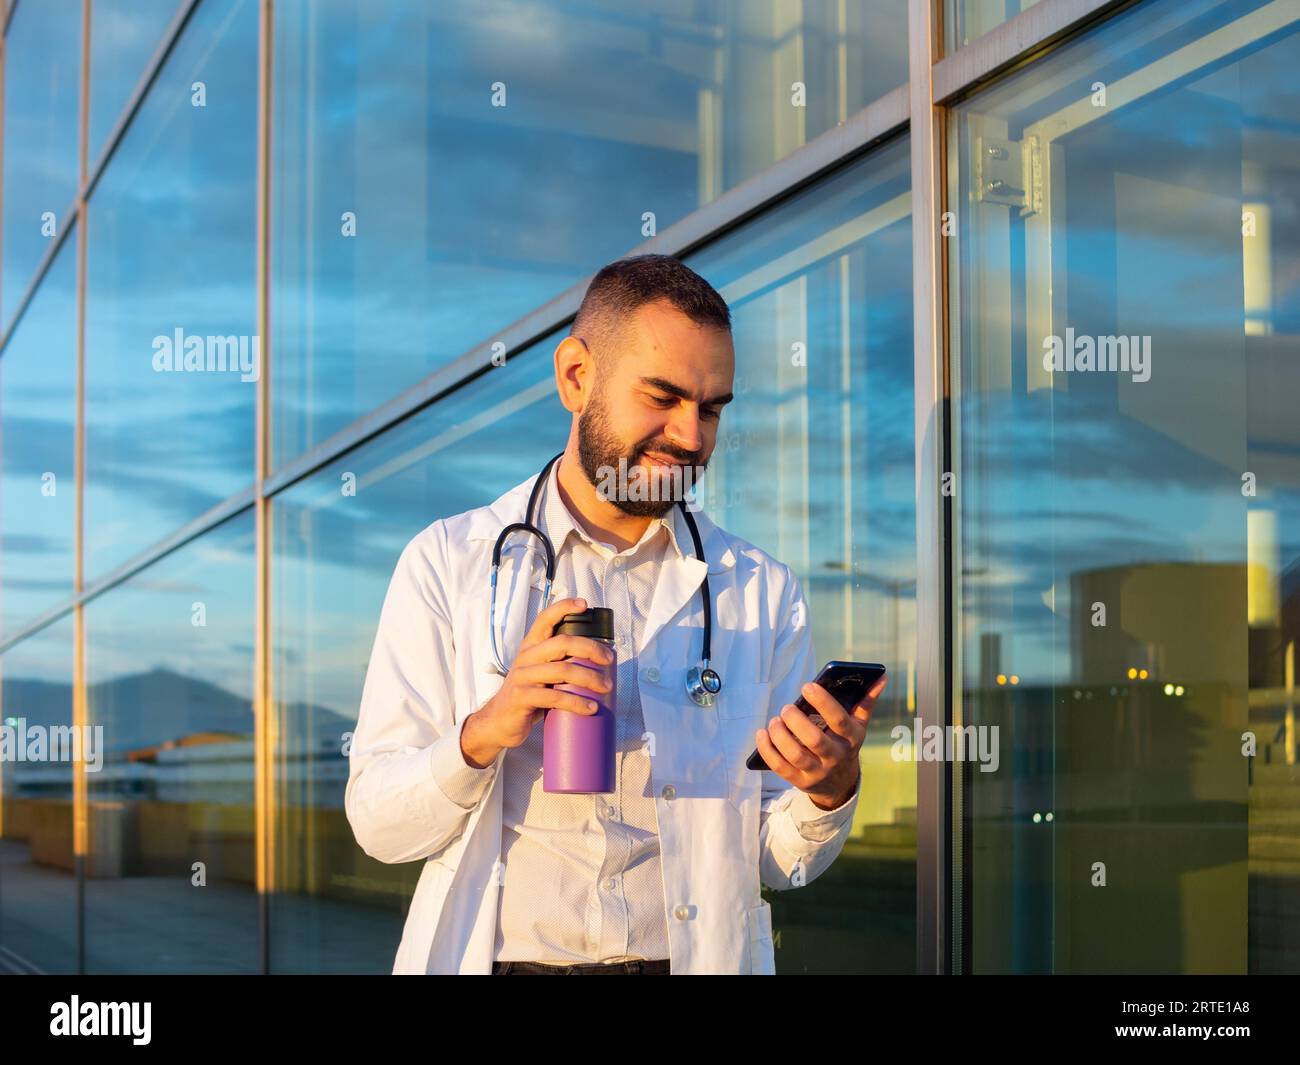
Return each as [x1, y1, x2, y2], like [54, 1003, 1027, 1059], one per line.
[0, 0, 1149, 976]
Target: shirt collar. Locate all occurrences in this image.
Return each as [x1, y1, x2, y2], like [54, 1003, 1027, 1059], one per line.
[540, 457, 687, 561]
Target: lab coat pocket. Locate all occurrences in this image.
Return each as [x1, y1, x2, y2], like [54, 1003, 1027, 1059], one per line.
[717, 678, 773, 719]
[745, 899, 776, 975]
[718, 680, 773, 809]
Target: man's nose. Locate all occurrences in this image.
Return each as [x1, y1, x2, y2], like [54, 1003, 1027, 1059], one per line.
[664, 407, 703, 455]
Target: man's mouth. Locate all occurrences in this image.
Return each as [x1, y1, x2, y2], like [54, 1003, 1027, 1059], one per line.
[640, 451, 692, 471]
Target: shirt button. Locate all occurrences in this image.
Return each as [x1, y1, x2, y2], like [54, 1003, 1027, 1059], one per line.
[661, 784, 676, 801]
[612, 556, 625, 568]
[674, 905, 690, 921]
[605, 804, 616, 817]
[644, 666, 660, 684]
[604, 878, 616, 891]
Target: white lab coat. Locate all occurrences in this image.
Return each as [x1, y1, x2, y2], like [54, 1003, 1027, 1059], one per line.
[345, 470, 861, 974]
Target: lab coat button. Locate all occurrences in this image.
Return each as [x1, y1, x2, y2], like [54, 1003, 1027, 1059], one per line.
[644, 666, 660, 684]
[674, 905, 689, 921]
[661, 784, 676, 801]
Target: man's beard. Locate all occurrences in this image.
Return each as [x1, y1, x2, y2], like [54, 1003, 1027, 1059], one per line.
[576, 384, 707, 517]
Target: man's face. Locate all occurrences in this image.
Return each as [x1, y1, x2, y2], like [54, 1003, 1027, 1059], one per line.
[577, 299, 735, 516]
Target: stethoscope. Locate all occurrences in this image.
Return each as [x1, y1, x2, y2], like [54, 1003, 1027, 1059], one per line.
[489, 451, 723, 707]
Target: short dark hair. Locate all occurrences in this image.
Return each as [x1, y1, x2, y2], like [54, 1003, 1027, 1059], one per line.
[570, 254, 731, 368]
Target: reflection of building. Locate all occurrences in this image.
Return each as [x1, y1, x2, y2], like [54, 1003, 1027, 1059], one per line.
[967, 552, 1300, 973]
[1071, 561, 1248, 690]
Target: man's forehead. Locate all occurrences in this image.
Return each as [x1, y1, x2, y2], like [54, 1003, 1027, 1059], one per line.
[630, 298, 730, 345]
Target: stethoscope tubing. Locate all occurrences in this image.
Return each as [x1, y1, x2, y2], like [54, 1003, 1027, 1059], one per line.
[487, 451, 717, 700]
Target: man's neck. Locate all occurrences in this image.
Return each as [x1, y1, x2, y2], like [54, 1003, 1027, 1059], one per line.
[554, 447, 654, 553]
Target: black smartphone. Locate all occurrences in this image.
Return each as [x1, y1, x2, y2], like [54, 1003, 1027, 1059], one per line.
[746, 661, 887, 771]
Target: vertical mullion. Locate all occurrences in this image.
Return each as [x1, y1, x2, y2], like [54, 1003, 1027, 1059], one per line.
[0, 5, 6, 882]
[73, 0, 90, 977]
[908, 0, 953, 976]
[254, 0, 273, 976]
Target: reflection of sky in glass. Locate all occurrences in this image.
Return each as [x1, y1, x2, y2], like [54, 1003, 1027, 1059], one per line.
[85, 0, 257, 582]
[86, 512, 255, 753]
[0, 233, 76, 639]
[88, 0, 181, 164]
[270, 0, 908, 466]
[957, 0, 1300, 688]
[2, 0, 80, 331]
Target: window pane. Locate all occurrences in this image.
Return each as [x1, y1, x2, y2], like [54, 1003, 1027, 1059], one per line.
[951, 0, 1300, 973]
[88, 0, 181, 164]
[690, 137, 916, 973]
[0, 232, 76, 639]
[0, 616, 76, 974]
[85, 513, 256, 974]
[271, 340, 562, 973]
[270, 0, 908, 467]
[2, 0, 80, 331]
[85, 0, 258, 581]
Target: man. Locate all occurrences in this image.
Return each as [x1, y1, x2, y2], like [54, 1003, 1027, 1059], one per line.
[346, 254, 887, 975]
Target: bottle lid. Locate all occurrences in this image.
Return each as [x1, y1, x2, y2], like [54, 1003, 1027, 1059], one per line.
[554, 607, 614, 641]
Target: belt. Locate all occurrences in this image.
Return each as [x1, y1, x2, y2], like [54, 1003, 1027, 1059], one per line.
[492, 958, 670, 975]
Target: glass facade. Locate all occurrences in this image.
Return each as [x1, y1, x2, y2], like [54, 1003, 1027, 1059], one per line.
[951, 0, 1300, 973]
[0, 0, 1295, 975]
[270, 0, 909, 463]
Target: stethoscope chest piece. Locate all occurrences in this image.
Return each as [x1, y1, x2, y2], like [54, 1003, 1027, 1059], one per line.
[686, 663, 722, 707]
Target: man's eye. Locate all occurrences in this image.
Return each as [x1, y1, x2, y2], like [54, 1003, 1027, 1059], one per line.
[702, 407, 721, 420]
[649, 395, 675, 407]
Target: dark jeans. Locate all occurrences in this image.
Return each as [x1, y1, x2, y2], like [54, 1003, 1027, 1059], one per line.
[492, 959, 670, 975]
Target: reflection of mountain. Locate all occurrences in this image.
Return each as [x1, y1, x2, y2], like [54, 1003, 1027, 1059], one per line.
[1, 667, 354, 755]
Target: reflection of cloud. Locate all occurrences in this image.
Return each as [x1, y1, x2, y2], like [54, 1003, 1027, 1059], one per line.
[1, 414, 74, 474]
[958, 386, 1232, 490]
[1, 575, 70, 593]
[0, 532, 67, 556]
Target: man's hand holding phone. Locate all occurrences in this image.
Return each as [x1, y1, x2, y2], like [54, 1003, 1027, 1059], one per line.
[752, 663, 888, 811]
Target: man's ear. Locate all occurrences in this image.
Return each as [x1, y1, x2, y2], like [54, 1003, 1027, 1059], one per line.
[555, 336, 594, 414]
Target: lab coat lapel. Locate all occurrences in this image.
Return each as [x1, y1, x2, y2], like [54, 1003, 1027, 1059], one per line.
[642, 551, 708, 658]
[642, 502, 734, 656]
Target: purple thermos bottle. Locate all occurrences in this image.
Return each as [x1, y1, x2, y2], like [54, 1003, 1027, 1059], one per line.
[544, 607, 616, 793]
